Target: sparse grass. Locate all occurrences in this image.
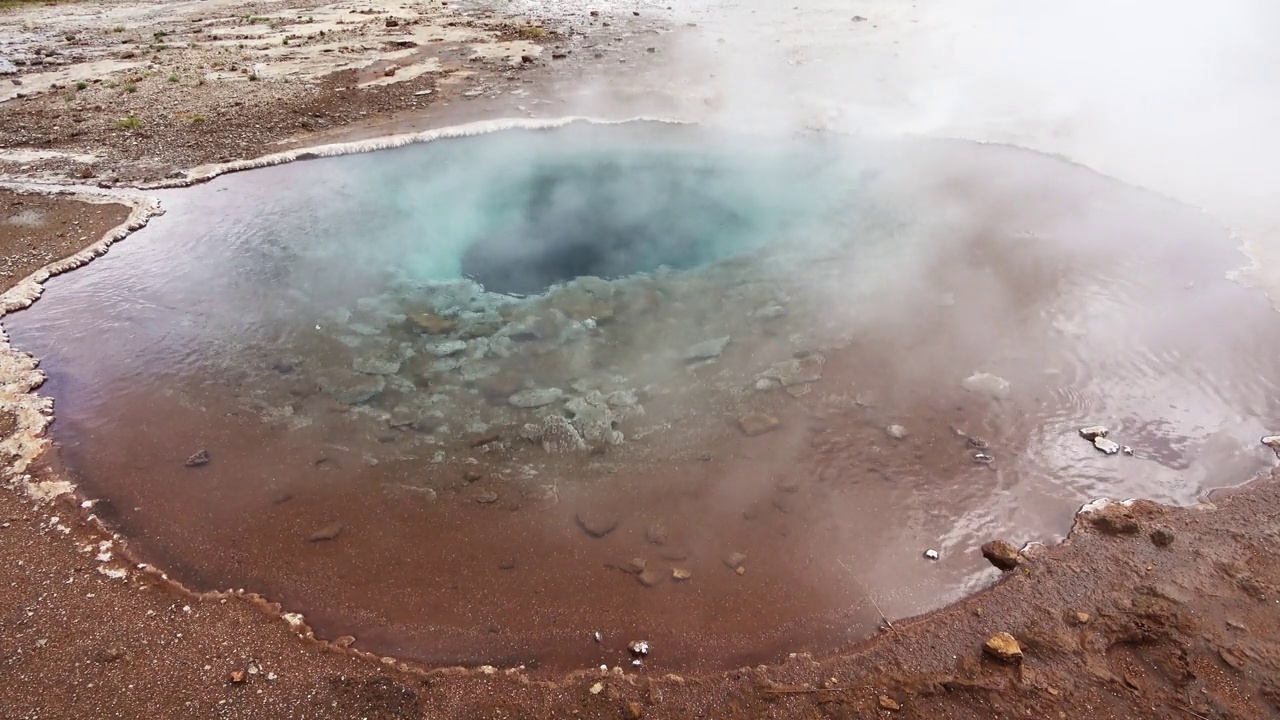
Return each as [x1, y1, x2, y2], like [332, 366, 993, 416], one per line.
[63, 92, 75, 102]
[247, 72, 259, 81]
[122, 81, 137, 93]
[153, 30, 166, 39]
[190, 114, 207, 124]
[197, 77, 206, 86]
[517, 24, 547, 39]
[109, 24, 126, 33]
[75, 80, 87, 90]
[168, 73, 179, 82]
[281, 37, 288, 45]
[115, 115, 141, 130]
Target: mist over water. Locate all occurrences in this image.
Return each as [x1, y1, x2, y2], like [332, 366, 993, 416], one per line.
[10, 115, 1280, 668]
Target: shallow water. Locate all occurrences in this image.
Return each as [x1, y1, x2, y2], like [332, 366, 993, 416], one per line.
[9, 122, 1280, 671]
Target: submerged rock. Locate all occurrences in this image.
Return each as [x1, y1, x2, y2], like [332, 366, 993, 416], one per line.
[576, 510, 619, 538]
[962, 372, 1011, 400]
[509, 387, 564, 409]
[566, 392, 628, 445]
[352, 355, 401, 375]
[738, 412, 780, 437]
[425, 339, 468, 357]
[757, 353, 825, 388]
[524, 415, 587, 453]
[318, 370, 386, 404]
[683, 336, 730, 362]
[886, 424, 908, 440]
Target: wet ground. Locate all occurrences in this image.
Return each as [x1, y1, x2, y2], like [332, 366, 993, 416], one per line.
[8, 123, 1280, 673]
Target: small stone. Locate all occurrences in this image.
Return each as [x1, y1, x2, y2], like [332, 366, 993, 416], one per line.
[1073, 611, 1091, 625]
[383, 64, 398, 76]
[509, 387, 563, 408]
[923, 549, 939, 560]
[184, 450, 210, 467]
[576, 510, 619, 538]
[589, 682, 604, 695]
[886, 424, 907, 440]
[307, 522, 344, 542]
[738, 412, 780, 437]
[1122, 445, 1135, 456]
[636, 569, 662, 587]
[972, 453, 994, 465]
[1261, 435, 1280, 455]
[333, 635, 356, 647]
[645, 524, 668, 545]
[1093, 437, 1121, 455]
[1079, 426, 1109, 441]
[983, 632, 1023, 663]
[682, 336, 730, 362]
[628, 640, 650, 656]
[878, 695, 901, 711]
[626, 557, 647, 574]
[475, 490, 498, 504]
[735, 565, 746, 576]
[352, 356, 401, 375]
[228, 669, 248, 684]
[1150, 525, 1175, 547]
[672, 567, 692, 581]
[980, 540, 1021, 571]
[724, 552, 747, 569]
[962, 372, 1011, 399]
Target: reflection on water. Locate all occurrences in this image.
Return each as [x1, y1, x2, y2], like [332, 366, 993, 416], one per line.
[8, 123, 1280, 671]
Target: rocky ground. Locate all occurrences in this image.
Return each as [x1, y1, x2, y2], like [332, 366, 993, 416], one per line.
[3, 0, 1280, 718]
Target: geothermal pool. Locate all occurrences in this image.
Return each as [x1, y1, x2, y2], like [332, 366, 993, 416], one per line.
[9, 121, 1280, 671]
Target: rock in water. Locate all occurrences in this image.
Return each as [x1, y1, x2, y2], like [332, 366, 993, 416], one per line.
[509, 387, 564, 408]
[352, 355, 401, 375]
[1079, 426, 1109, 441]
[886, 424, 907, 440]
[683, 336, 730, 362]
[1094, 437, 1121, 455]
[1262, 435, 1280, 456]
[636, 569, 662, 587]
[738, 412, 780, 437]
[184, 450, 210, 467]
[983, 632, 1023, 663]
[961, 372, 1011, 400]
[981, 540, 1021, 571]
[724, 552, 747, 569]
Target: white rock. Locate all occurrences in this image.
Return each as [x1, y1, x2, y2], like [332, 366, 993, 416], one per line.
[1094, 437, 1121, 455]
[923, 549, 940, 560]
[962, 372, 1011, 399]
[1079, 426, 1109, 441]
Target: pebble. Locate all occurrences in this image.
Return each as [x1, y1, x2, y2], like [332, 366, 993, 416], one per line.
[724, 552, 747, 569]
[923, 549, 940, 560]
[878, 695, 901, 711]
[475, 490, 498, 504]
[1072, 611, 1091, 625]
[628, 640, 650, 656]
[1150, 525, 1175, 547]
[980, 540, 1021, 571]
[626, 557, 647, 574]
[983, 632, 1023, 663]
[589, 682, 604, 695]
[228, 669, 248, 684]
[886, 424, 907, 440]
[738, 412, 781, 437]
[672, 567, 692, 581]
[184, 450, 210, 467]
[575, 510, 619, 538]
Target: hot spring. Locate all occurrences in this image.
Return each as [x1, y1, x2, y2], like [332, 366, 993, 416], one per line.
[10, 120, 1280, 671]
